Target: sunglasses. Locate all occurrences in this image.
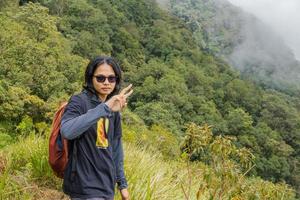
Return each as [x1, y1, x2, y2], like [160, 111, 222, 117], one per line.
[93, 75, 118, 83]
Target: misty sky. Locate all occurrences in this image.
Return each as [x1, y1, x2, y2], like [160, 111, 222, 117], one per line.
[227, 0, 300, 60]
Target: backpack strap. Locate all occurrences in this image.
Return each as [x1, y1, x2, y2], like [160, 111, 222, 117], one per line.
[70, 92, 92, 181]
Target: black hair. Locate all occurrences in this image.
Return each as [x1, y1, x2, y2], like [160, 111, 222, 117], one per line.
[83, 56, 122, 100]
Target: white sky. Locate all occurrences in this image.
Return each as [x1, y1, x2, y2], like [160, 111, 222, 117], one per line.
[227, 0, 300, 60]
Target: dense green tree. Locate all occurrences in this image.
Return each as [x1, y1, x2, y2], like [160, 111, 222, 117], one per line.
[225, 108, 253, 135]
[0, 3, 85, 123]
[135, 102, 182, 135]
[224, 79, 263, 116]
[57, 0, 112, 58]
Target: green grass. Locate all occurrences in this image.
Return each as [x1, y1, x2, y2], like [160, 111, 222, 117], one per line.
[0, 127, 296, 200]
[118, 143, 187, 200]
[0, 133, 62, 199]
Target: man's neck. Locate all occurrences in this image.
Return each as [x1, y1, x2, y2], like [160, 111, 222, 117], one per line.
[98, 94, 107, 102]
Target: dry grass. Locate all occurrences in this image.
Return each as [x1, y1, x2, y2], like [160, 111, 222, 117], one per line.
[0, 130, 296, 200]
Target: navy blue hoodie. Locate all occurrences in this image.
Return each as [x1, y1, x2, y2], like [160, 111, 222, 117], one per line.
[60, 89, 128, 199]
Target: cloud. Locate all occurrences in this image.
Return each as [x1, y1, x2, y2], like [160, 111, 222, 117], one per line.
[227, 0, 300, 60]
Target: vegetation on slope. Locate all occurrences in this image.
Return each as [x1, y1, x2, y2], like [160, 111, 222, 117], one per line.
[0, 0, 299, 197]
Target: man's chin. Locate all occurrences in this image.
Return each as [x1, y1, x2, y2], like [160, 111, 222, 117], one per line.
[100, 90, 112, 95]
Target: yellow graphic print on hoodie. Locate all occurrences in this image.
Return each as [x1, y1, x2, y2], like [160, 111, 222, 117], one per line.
[96, 118, 109, 148]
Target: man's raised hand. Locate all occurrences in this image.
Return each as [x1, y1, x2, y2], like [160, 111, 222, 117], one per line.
[105, 84, 133, 112]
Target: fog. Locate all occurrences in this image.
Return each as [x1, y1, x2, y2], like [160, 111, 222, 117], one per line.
[156, 0, 300, 88]
[227, 0, 300, 60]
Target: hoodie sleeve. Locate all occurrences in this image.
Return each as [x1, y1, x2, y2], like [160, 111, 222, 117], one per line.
[113, 112, 128, 190]
[60, 95, 113, 140]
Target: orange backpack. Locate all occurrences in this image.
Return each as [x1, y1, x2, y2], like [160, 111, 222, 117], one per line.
[49, 94, 89, 178]
[48, 102, 69, 178]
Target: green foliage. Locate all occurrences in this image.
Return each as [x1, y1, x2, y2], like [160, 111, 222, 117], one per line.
[4, 133, 53, 180]
[142, 19, 197, 60]
[0, 3, 86, 126]
[0, 0, 19, 11]
[149, 125, 180, 158]
[169, 0, 300, 93]
[224, 79, 263, 115]
[180, 123, 295, 199]
[0, 132, 61, 199]
[118, 144, 185, 200]
[122, 109, 180, 159]
[16, 115, 34, 137]
[0, 124, 296, 199]
[181, 123, 254, 170]
[0, 133, 12, 149]
[0, 0, 300, 197]
[225, 108, 253, 135]
[135, 102, 182, 135]
[0, 82, 26, 120]
[56, 0, 112, 58]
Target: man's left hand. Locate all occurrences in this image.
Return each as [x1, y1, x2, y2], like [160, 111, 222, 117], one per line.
[120, 188, 130, 200]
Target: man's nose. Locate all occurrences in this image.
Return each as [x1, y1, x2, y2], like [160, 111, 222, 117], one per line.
[103, 78, 110, 84]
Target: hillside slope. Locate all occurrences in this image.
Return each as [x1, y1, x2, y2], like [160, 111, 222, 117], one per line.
[0, 121, 296, 199]
[0, 0, 300, 196]
[165, 0, 300, 93]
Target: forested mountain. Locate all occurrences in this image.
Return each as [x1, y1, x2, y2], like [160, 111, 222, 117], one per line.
[165, 0, 300, 93]
[0, 0, 300, 198]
